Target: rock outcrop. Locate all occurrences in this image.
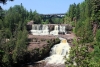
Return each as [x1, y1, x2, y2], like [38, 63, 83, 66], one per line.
[25, 35, 60, 63]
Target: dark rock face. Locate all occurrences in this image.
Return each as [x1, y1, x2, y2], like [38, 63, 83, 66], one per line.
[48, 25, 55, 32]
[65, 25, 73, 31]
[20, 35, 60, 65]
[22, 61, 66, 67]
[26, 25, 32, 31]
[26, 21, 34, 31]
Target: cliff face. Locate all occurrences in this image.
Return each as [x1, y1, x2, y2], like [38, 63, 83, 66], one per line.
[22, 35, 60, 64]
[18, 23, 74, 66]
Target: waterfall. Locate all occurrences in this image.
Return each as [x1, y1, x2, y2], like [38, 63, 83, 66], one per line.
[44, 38, 71, 65]
[31, 24, 49, 35]
[30, 24, 67, 35]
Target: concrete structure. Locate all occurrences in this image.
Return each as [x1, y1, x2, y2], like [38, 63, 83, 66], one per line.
[39, 13, 66, 17]
[39, 13, 66, 22]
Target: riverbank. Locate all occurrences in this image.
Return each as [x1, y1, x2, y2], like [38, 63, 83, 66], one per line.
[21, 33, 76, 67]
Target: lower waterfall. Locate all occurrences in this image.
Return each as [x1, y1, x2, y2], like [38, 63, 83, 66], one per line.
[21, 38, 71, 67]
[44, 38, 71, 65]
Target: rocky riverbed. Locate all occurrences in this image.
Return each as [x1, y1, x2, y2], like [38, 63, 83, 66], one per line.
[21, 33, 75, 67]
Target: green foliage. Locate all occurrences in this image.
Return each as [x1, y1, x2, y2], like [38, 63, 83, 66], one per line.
[68, 3, 77, 21]
[1, 0, 100, 66]
[0, 19, 3, 29]
[51, 17, 63, 24]
[65, 0, 100, 66]
[41, 19, 49, 24]
[66, 39, 94, 67]
[0, 3, 29, 67]
[33, 10, 42, 24]
[92, 29, 100, 66]
[96, 29, 100, 42]
[91, 0, 100, 23]
[13, 28, 28, 62]
[0, 0, 14, 4]
[63, 16, 71, 24]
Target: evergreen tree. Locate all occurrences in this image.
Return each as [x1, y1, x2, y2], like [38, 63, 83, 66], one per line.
[33, 10, 41, 24]
[66, 0, 100, 66]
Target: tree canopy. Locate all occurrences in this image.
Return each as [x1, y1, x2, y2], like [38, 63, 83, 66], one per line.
[64, 0, 100, 66]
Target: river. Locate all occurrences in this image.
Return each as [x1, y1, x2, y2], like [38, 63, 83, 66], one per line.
[22, 37, 71, 67]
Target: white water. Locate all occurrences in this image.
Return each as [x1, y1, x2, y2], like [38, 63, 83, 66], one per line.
[30, 24, 67, 35]
[30, 24, 71, 65]
[44, 38, 71, 65]
[31, 25, 49, 35]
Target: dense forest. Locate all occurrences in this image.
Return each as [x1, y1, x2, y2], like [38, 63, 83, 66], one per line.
[0, 0, 100, 67]
[64, 0, 100, 66]
[0, 3, 29, 67]
[0, 3, 63, 67]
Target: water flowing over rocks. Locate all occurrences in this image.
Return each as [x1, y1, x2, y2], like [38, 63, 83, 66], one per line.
[23, 23, 75, 67]
[22, 34, 75, 67]
[43, 39, 71, 66]
[27, 24, 72, 35]
[27, 35, 60, 63]
[26, 38, 71, 67]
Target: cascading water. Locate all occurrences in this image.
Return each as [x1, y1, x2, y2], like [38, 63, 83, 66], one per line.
[31, 24, 49, 35]
[30, 24, 67, 35]
[44, 38, 71, 65]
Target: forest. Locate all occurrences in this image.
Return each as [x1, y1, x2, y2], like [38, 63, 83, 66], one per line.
[0, 0, 100, 67]
[65, 0, 100, 67]
[0, 2, 64, 67]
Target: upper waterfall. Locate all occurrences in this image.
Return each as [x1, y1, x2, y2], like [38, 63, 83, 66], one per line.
[30, 24, 68, 35]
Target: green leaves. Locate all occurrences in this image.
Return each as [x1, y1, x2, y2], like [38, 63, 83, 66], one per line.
[96, 29, 100, 42]
[33, 10, 41, 24]
[65, 0, 100, 66]
[0, 3, 29, 67]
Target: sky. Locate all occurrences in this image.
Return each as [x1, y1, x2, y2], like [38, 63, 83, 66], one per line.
[0, 0, 84, 14]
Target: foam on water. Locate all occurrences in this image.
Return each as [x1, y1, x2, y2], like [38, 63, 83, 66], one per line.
[30, 24, 67, 35]
[45, 38, 71, 65]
